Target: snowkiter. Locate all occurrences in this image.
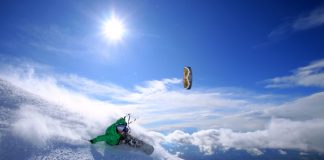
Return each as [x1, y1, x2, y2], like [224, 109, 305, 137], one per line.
[89, 117, 129, 145]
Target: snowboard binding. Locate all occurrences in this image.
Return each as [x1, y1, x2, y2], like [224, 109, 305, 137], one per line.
[120, 114, 154, 155]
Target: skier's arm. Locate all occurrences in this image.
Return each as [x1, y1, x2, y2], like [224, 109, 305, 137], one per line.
[90, 134, 112, 144]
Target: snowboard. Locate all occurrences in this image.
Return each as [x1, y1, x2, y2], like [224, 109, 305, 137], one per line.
[120, 134, 154, 155]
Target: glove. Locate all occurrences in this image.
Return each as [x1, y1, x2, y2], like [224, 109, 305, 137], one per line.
[90, 139, 95, 144]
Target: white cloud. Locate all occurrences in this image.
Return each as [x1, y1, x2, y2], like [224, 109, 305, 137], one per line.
[268, 23, 291, 39]
[293, 5, 324, 30]
[175, 151, 183, 157]
[133, 78, 181, 95]
[22, 25, 78, 55]
[269, 5, 324, 38]
[153, 118, 324, 155]
[300, 152, 309, 155]
[0, 56, 284, 133]
[266, 92, 324, 120]
[147, 89, 324, 155]
[279, 149, 287, 155]
[265, 59, 324, 88]
[58, 74, 131, 99]
[1, 58, 324, 158]
[247, 148, 264, 156]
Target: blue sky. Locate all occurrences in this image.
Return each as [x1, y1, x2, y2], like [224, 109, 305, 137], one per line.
[1, 0, 323, 92]
[1, 0, 324, 159]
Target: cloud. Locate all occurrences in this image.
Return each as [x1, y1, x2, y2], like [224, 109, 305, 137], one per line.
[269, 5, 324, 38]
[148, 90, 324, 155]
[268, 23, 291, 39]
[293, 5, 324, 30]
[1, 57, 324, 158]
[279, 149, 287, 155]
[58, 74, 131, 99]
[0, 59, 258, 133]
[265, 92, 324, 120]
[21, 25, 78, 55]
[143, 87, 324, 155]
[133, 78, 181, 95]
[152, 118, 324, 155]
[265, 59, 324, 88]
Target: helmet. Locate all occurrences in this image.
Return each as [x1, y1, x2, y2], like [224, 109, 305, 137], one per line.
[116, 124, 129, 133]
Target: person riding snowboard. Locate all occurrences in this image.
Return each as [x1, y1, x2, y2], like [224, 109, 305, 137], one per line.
[90, 117, 129, 145]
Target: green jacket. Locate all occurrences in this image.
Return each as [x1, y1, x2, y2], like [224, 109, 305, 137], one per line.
[91, 117, 127, 145]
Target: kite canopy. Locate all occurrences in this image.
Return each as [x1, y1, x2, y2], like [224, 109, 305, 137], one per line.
[183, 66, 192, 89]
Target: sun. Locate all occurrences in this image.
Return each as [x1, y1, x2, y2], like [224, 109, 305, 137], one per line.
[102, 16, 125, 41]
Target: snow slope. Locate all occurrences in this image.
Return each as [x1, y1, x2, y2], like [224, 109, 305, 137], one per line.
[0, 79, 179, 160]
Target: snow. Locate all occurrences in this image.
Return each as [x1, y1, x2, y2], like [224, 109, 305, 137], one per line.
[0, 79, 180, 160]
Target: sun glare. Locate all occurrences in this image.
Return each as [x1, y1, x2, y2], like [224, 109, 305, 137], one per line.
[103, 16, 125, 41]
